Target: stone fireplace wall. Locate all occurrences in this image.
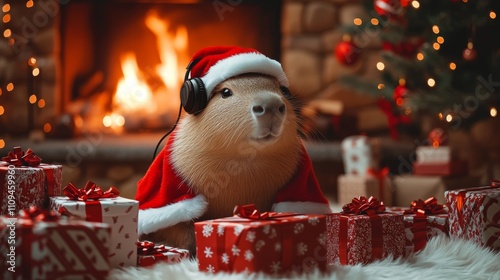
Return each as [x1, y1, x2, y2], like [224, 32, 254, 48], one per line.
[280, 0, 389, 134]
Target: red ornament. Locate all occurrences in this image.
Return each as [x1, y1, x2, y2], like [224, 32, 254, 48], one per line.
[393, 84, 409, 106]
[462, 47, 477, 61]
[374, 0, 403, 17]
[335, 39, 361, 66]
[428, 128, 447, 147]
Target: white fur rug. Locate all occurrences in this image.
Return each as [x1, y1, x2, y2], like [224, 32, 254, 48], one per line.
[108, 235, 500, 280]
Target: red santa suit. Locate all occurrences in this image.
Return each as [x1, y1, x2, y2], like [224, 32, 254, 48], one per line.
[134, 46, 332, 236]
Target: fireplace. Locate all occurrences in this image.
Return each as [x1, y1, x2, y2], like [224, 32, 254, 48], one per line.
[0, 0, 282, 136]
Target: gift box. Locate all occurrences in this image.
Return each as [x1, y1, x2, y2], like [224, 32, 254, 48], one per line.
[0, 148, 63, 215]
[416, 146, 454, 164]
[49, 181, 139, 268]
[0, 207, 110, 279]
[341, 135, 379, 175]
[337, 170, 393, 207]
[386, 197, 448, 256]
[412, 160, 467, 176]
[326, 196, 405, 265]
[137, 241, 190, 267]
[392, 175, 480, 206]
[445, 183, 500, 250]
[195, 204, 327, 276]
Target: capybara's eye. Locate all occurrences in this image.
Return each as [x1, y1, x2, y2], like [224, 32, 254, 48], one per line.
[221, 88, 233, 99]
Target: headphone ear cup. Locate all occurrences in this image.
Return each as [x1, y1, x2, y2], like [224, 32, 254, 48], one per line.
[180, 78, 207, 114]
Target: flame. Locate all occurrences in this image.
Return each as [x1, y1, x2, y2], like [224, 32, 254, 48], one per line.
[113, 52, 155, 112]
[106, 10, 188, 131]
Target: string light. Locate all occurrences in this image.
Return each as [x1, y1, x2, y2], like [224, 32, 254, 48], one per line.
[433, 43, 440, 50]
[3, 28, 11, 38]
[438, 112, 444, 120]
[371, 18, 379, 25]
[427, 78, 436, 87]
[3, 14, 10, 23]
[416, 52, 424, 60]
[2, 4, 10, 13]
[0, 105, 4, 115]
[43, 123, 52, 133]
[377, 83, 385, 90]
[445, 114, 453, 122]
[432, 25, 440, 34]
[491, 107, 498, 117]
[6, 83, 14, 91]
[449, 62, 457, 70]
[26, 1, 34, 8]
[32, 67, 40, 76]
[37, 99, 46, 108]
[437, 36, 444, 44]
[28, 57, 36, 66]
[490, 11, 497, 19]
[353, 18, 362, 26]
[0, 139, 4, 149]
[29, 94, 37, 104]
[411, 1, 420, 9]
[376, 62, 385, 71]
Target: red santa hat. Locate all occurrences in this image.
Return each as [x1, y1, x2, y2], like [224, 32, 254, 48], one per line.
[187, 46, 289, 100]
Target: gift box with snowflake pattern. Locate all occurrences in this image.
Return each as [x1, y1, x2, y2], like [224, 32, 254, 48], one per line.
[194, 213, 327, 276]
[326, 212, 405, 265]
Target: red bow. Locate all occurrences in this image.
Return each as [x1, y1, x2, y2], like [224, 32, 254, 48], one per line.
[19, 206, 59, 222]
[136, 241, 180, 256]
[63, 181, 119, 201]
[233, 204, 274, 220]
[404, 197, 446, 216]
[2, 146, 42, 167]
[342, 196, 386, 215]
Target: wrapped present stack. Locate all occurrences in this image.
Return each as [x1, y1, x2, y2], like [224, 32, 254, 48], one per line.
[392, 129, 479, 206]
[338, 135, 393, 206]
[0, 145, 144, 277]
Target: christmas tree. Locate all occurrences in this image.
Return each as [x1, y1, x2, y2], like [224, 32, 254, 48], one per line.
[336, 0, 500, 138]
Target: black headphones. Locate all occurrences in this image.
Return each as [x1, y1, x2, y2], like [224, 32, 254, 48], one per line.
[180, 59, 207, 114]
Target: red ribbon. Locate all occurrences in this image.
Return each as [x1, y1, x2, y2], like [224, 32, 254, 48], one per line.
[342, 196, 386, 215]
[367, 167, 389, 202]
[233, 204, 275, 220]
[18, 206, 60, 223]
[63, 181, 119, 201]
[404, 197, 446, 216]
[137, 241, 183, 256]
[2, 146, 42, 167]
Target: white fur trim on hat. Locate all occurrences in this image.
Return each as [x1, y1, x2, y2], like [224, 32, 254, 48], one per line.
[138, 194, 208, 236]
[272, 201, 332, 214]
[201, 52, 289, 98]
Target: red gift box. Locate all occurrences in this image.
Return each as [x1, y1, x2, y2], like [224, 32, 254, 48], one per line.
[0, 207, 110, 279]
[386, 197, 448, 256]
[445, 182, 500, 250]
[326, 196, 405, 265]
[195, 205, 327, 276]
[0, 147, 63, 215]
[412, 161, 467, 176]
[137, 241, 190, 267]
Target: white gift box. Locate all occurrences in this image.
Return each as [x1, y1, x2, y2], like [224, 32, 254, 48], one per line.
[416, 146, 453, 164]
[50, 196, 139, 268]
[341, 135, 379, 175]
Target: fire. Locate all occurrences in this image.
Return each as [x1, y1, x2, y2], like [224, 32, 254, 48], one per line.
[104, 10, 188, 131]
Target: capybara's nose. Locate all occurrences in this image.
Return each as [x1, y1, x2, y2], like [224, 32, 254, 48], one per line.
[251, 95, 286, 118]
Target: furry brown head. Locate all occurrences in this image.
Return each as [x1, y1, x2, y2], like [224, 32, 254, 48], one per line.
[171, 73, 303, 220]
